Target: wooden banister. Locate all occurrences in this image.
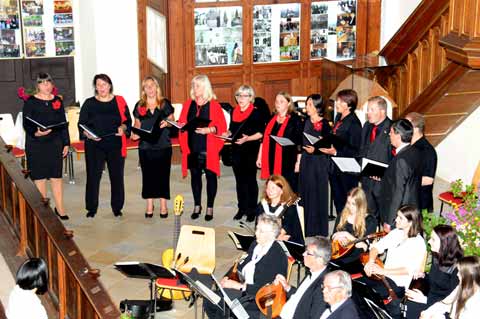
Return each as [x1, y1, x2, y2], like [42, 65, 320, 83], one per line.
[0, 138, 120, 318]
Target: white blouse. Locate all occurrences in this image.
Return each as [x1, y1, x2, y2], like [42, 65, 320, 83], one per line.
[6, 285, 48, 319]
[371, 228, 426, 288]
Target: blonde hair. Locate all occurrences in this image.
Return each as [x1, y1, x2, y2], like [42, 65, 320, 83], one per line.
[235, 85, 255, 103]
[275, 91, 295, 114]
[262, 174, 298, 206]
[139, 76, 164, 109]
[189, 74, 216, 101]
[336, 187, 368, 237]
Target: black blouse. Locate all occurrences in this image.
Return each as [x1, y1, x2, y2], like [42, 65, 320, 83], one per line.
[133, 99, 174, 150]
[187, 100, 210, 153]
[229, 107, 265, 158]
[78, 96, 132, 151]
[302, 118, 332, 156]
[332, 112, 362, 157]
[23, 95, 69, 146]
[426, 258, 459, 306]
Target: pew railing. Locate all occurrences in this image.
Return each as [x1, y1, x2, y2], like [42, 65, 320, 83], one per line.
[0, 138, 120, 319]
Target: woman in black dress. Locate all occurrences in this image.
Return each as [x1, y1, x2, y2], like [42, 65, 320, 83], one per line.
[405, 224, 463, 319]
[256, 92, 302, 192]
[223, 85, 265, 222]
[320, 89, 362, 215]
[298, 94, 332, 236]
[131, 76, 174, 218]
[178, 75, 227, 221]
[78, 74, 132, 218]
[331, 187, 377, 266]
[256, 175, 304, 245]
[23, 72, 70, 220]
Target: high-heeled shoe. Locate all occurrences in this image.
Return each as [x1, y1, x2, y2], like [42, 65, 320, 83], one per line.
[159, 209, 168, 219]
[205, 207, 213, 221]
[191, 206, 202, 220]
[145, 212, 154, 218]
[55, 208, 69, 220]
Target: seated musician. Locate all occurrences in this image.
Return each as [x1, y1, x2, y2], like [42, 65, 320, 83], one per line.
[363, 205, 426, 319]
[331, 187, 377, 266]
[256, 175, 304, 245]
[203, 214, 288, 318]
[275, 236, 331, 319]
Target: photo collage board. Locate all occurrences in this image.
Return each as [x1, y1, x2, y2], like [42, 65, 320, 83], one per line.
[253, 3, 301, 63]
[194, 6, 242, 67]
[21, 0, 74, 58]
[311, 0, 356, 60]
[0, 0, 22, 58]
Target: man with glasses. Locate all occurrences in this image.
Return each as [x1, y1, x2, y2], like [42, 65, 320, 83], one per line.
[275, 236, 331, 319]
[319, 270, 359, 319]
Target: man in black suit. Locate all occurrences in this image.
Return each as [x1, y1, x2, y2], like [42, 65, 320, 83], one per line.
[406, 112, 438, 212]
[377, 119, 422, 230]
[275, 236, 331, 319]
[319, 270, 360, 319]
[359, 96, 393, 220]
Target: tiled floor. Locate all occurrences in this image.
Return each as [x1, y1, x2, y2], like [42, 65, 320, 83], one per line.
[0, 150, 451, 318]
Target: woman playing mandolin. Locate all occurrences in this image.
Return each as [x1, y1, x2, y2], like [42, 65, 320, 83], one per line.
[363, 205, 426, 319]
[203, 214, 288, 318]
[331, 187, 377, 265]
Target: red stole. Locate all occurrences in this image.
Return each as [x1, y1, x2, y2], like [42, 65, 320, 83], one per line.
[232, 103, 254, 122]
[115, 95, 127, 158]
[260, 114, 290, 179]
[178, 99, 226, 177]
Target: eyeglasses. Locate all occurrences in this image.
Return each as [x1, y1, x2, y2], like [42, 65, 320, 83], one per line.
[321, 284, 343, 291]
[235, 94, 251, 98]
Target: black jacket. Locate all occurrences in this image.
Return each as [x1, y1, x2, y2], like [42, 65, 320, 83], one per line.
[377, 145, 422, 225]
[326, 298, 360, 319]
[332, 112, 362, 157]
[287, 268, 329, 319]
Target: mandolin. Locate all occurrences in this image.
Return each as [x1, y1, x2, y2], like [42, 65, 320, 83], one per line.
[255, 282, 286, 319]
[331, 231, 386, 260]
[359, 252, 398, 301]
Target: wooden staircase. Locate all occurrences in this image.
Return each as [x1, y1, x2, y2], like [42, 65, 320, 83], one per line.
[377, 0, 480, 146]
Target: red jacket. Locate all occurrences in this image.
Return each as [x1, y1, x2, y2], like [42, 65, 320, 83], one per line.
[178, 99, 227, 177]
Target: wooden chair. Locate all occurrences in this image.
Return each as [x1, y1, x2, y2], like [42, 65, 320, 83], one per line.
[438, 160, 480, 212]
[65, 107, 82, 184]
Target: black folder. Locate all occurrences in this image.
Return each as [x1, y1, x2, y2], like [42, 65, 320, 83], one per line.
[114, 262, 175, 279]
[131, 115, 163, 141]
[282, 240, 305, 262]
[180, 117, 211, 132]
[228, 231, 255, 252]
[25, 116, 68, 131]
[79, 124, 116, 139]
[361, 159, 388, 177]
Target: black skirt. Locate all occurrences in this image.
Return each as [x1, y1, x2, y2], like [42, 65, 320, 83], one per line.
[26, 137, 63, 180]
[139, 147, 172, 199]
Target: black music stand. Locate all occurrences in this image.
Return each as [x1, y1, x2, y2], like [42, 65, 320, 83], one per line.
[114, 262, 175, 318]
[282, 240, 306, 285]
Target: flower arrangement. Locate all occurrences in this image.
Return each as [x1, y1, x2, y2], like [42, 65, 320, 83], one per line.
[450, 179, 463, 198]
[17, 86, 59, 101]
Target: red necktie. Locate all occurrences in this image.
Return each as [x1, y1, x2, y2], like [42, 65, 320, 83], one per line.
[333, 120, 342, 134]
[370, 125, 378, 143]
[392, 148, 397, 156]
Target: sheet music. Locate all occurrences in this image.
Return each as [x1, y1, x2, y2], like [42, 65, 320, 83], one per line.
[270, 135, 295, 146]
[303, 132, 321, 145]
[214, 134, 233, 141]
[332, 157, 361, 173]
[165, 119, 184, 129]
[114, 261, 140, 266]
[361, 158, 388, 170]
[211, 274, 249, 318]
[79, 124, 100, 139]
[195, 280, 221, 305]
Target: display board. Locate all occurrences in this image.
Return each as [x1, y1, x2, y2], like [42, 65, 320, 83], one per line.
[0, 0, 22, 58]
[311, 0, 356, 60]
[253, 3, 301, 63]
[194, 6, 242, 66]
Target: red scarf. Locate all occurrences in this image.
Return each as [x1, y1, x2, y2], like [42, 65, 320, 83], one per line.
[115, 95, 127, 158]
[178, 99, 227, 177]
[261, 114, 290, 179]
[232, 103, 254, 122]
[333, 120, 342, 134]
[313, 119, 323, 132]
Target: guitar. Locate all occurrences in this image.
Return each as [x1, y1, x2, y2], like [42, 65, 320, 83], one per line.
[255, 282, 286, 319]
[159, 195, 190, 300]
[331, 231, 386, 260]
[359, 252, 398, 301]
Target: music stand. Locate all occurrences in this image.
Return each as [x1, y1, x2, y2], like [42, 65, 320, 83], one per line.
[114, 261, 175, 318]
[211, 274, 250, 319]
[281, 240, 306, 285]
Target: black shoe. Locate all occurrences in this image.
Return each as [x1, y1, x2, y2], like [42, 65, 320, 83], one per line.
[191, 206, 202, 220]
[113, 211, 123, 217]
[205, 208, 213, 221]
[55, 208, 69, 220]
[159, 211, 168, 219]
[246, 214, 256, 223]
[86, 211, 96, 218]
[233, 210, 245, 220]
[145, 212, 153, 218]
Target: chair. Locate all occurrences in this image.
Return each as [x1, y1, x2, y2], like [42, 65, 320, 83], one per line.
[438, 160, 480, 212]
[65, 107, 82, 183]
[1, 113, 26, 168]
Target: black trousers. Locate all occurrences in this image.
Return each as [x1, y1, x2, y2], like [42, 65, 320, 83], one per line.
[84, 142, 125, 213]
[232, 154, 258, 214]
[189, 152, 217, 208]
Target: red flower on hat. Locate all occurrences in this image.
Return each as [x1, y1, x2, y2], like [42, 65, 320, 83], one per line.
[137, 106, 147, 117]
[52, 100, 61, 110]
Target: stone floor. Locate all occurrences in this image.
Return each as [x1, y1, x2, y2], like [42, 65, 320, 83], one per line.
[0, 150, 451, 318]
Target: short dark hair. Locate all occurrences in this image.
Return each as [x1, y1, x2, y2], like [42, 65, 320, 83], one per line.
[398, 205, 423, 237]
[306, 94, 325, 117]
[391, 119, 413, 143]
[93, 73, 113, 94]
[16, 258, 48, 295]
[433, 224, 464, 267]
[336, 89, 358, 112]
[36, 72, 53, 83]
